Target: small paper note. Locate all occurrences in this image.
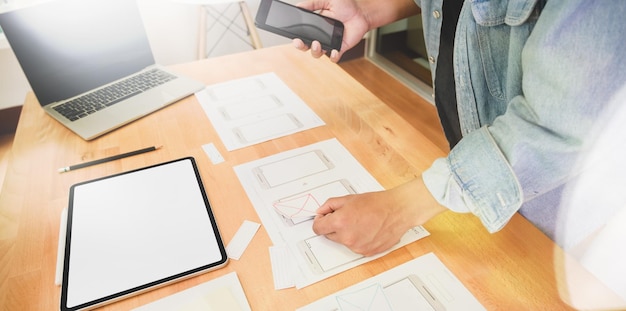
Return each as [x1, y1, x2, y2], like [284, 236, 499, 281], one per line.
[55, 208, 69, 285]
[226, 220, 260, 260]
[202, 142, 225, 164]
[269, 245, 297, 290]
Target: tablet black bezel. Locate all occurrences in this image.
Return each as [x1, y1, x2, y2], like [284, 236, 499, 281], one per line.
[60, 157, 228, 311]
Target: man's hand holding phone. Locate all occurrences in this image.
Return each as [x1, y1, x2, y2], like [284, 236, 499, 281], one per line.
[256, 0, 355, 62]
[293, 0, 370, 62]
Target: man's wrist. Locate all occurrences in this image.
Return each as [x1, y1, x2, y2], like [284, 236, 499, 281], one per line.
[392, 177, 447, 228]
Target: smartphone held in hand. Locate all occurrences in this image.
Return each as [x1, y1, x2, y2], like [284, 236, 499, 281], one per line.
[255, 0, 344, 51]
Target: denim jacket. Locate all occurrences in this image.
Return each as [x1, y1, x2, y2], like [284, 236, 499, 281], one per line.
[417, 0, 626, 243]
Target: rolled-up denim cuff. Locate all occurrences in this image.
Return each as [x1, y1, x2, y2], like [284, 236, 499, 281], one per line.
[447, 127, 523, 232]
[423, 157, 470, 214]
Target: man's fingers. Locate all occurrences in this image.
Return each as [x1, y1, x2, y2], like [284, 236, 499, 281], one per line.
[292, 38, 307, 51]
[312, 199, 344, 235]
[316, 200, 335, 216]
[312, 212, 333, 236]
[293, 39, 328, 59]
[310, 41, 326, 58]
[329, 49, 340, 63]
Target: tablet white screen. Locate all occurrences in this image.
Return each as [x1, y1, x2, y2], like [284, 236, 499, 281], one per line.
[61, 158, 227, 310]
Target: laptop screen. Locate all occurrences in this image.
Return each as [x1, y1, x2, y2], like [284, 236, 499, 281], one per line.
[0, 0, 155, 106]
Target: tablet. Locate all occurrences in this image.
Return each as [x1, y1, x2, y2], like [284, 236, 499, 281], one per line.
[60, 157, 228, 311]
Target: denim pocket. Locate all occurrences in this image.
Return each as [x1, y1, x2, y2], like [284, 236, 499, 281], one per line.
[475, 23, 509, 100]
[469, 0, 541, 101]
[470, 0, 540, 27]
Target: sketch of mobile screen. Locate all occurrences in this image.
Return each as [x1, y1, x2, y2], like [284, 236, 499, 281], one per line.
[273, 179, 356, 226]
[233, 113, 303, 144]
[219, 95, 283, 120]
[208, 78, 265, 100]
[298, 235, 363, 274]
[253, 150, 334, 189]
[383, 275, 446, 311]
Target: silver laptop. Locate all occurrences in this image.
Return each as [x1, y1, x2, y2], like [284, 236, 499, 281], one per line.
[0, 0, 205, 140]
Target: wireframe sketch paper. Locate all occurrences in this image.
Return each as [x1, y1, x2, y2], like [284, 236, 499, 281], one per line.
[233, 139, 429, 289]
[196, 72, 325, 150]
[298, 252, 485, 311]
[132, 272, 251, 311]
[336, 284, 392, 311]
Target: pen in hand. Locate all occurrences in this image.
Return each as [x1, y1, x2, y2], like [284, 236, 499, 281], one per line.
[58, 145, 162, 173]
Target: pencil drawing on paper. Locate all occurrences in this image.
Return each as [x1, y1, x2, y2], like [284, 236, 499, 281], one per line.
[272, 180, 356, 226]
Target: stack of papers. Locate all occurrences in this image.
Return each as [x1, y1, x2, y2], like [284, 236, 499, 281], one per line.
[233, 139, 429, 289]
[298, 253, 485, 311]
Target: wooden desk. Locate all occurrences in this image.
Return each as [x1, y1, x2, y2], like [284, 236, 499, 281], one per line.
[0, 45, 575, 310]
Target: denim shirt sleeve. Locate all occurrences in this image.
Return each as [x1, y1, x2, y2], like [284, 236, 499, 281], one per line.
[422, 0, 538, 232]
[423, 0, 626, 233]
[424, 128, 523, 232]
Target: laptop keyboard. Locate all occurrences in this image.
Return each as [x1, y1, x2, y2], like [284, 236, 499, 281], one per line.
[53, 68, 177, 121]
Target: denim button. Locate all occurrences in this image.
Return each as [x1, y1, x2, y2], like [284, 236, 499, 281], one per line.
[433, 10, 441, 19]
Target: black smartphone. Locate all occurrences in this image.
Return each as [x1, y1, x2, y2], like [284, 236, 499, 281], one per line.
[255, 0, 344, 51]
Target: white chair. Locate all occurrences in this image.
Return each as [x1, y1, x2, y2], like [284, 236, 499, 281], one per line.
[174, 0, 263, 59]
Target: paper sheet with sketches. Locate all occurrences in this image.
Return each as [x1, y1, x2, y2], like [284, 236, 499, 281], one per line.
[298, 252, 485, 311]
[234, 138, 429, 289]
[196, 72, 325, 150]
[132, 272, 251, 311]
